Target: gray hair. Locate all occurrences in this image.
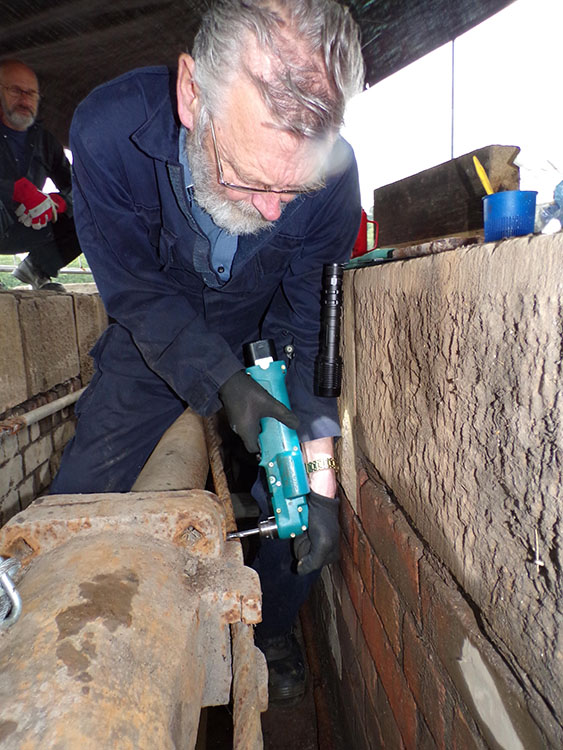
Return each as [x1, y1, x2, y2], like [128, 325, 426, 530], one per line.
[192, 0, 365, 138]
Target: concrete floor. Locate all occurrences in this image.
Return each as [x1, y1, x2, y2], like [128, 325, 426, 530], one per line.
[261, 682, 319, 750]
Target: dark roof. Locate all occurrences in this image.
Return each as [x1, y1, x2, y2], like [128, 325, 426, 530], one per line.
[0, 0, 515, 145]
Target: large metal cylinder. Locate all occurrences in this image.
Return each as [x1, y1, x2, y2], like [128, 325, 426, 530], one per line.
[0, 410, 266, 749]
[132, 408, 209, 492]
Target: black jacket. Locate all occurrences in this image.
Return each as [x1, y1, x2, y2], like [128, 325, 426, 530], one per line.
[0, 120, 73, 235]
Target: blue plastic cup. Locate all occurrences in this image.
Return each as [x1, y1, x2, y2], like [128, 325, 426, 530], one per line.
[483, 190, 537, 242]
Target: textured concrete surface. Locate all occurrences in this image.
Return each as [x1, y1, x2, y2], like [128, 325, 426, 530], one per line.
[0, 287, 107, 418]
[342, 232, 563, 727]
[18, 292, 80, 395]
[73, 292, 108, 382]
[0, 293, 28, 412]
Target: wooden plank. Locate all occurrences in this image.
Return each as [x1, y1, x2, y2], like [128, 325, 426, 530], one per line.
[373, 145, 520, 247]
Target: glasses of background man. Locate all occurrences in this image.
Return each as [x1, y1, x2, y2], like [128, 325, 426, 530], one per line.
[0, 84, 41, 102]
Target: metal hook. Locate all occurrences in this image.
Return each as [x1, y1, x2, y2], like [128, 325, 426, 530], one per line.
[0, 556, 22, 629]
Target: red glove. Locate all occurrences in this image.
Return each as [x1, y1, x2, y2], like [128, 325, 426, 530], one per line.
[12, 177, 67, 230]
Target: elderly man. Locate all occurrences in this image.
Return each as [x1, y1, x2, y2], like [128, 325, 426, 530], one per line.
[0, 59, 81, 290]
[52, 0, 364, 702]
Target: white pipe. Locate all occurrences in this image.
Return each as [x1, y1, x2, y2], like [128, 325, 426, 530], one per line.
[0, 388, 86, 438]
[0, 265, 92, 275]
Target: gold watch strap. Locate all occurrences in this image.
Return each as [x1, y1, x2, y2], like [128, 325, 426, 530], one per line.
[305, 457, 338, 474]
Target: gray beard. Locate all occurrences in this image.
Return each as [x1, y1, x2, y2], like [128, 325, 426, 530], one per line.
[2, 104, 35, 131]
[185, 126, 278, 236]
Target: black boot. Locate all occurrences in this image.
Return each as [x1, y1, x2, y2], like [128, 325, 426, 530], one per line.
[256, 629, 307, 704]
[12, 257, 65, 291]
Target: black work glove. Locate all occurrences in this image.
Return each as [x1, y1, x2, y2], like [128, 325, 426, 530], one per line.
[218, 369, 299, 453]
[294, 490, 340, 576]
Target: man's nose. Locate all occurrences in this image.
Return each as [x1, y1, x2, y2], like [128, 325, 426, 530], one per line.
[251, 192, 283, 221]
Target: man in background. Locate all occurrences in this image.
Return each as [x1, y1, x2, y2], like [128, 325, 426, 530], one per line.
[51, 0, 364, 703]
[0, 59, 81, 290]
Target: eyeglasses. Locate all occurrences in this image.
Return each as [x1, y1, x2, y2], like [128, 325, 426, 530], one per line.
[0, 84, 41, 102]
[209, 117, 324, 196]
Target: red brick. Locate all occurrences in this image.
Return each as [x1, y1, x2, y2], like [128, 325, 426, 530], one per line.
[419, 557, 481, 677]
[356, 620, 378, 700]
[374, 678, 405, 750]
[337, 567, 359, 646]
[363, 689, 384, 749]
[340, 494, 357, 550]
[340, 662, 367, 749]
[343, 650, 365, 714]
[403, 614, 448, 750]
[358, 467, 369, 487]
[373, 553, 401, 656]
[359, 479, 423, 619]
[452, 707, 484, 750]
[362, 594, 417, 749]
[417, 717, 439, 749]
[357, 523, 373, 595]
[340, 535, 364, 617]
[420, 558, 475, 639]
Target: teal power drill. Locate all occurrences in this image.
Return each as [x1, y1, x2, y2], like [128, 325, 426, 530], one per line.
[226, 339, 310, 541]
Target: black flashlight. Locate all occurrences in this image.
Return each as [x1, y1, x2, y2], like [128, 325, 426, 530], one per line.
[314, 262, 344, 397]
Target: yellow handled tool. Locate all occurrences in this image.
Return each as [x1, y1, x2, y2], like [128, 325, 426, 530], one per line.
[473, 156, 494, 195]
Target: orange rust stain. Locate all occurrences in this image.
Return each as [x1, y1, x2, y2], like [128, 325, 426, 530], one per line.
[2, 534, 37, 565]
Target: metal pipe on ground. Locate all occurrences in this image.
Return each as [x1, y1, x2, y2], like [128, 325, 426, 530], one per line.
[132, 407, 209, 492]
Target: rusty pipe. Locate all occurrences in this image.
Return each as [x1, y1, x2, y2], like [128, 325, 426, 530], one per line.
[0, 403, 265, 748]
[132, 407, 208, 492]
[0, 491, 262, 749]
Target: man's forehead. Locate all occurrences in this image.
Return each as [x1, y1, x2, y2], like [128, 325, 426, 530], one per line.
[216, 89, 330, 189]
[1, 63, 38, 86]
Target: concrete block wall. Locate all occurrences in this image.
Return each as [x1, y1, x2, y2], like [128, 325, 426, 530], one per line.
[0, 286, 107, 525]
[312, 233, 563, 749]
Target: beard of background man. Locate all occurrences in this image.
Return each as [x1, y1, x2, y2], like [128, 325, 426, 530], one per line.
[0, 95, 36, 130]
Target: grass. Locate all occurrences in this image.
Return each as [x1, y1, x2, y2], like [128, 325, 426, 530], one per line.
[0, 253, 93, 289]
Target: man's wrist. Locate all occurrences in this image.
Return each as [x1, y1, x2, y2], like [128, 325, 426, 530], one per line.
[305, 457, 338, 474]
[301, 436, 337, 497]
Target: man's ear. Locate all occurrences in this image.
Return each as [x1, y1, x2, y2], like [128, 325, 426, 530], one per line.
[177, 53, 199, 129]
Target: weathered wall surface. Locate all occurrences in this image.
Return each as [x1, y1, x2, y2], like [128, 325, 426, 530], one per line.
[325, 232, 563, 748]
[0, 287, 107, 524]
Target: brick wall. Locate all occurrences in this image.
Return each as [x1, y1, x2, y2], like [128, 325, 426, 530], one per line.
[0, 286, 107, 525]
[311, 234, 563, 749]
[314, 474, 549, 748]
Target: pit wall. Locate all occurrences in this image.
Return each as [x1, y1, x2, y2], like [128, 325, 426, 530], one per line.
[314, 233, 563, 749]
[0, 286, 107, 525]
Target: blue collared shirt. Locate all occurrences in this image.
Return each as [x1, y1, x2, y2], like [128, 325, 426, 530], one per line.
[178, 126, 237, 283]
